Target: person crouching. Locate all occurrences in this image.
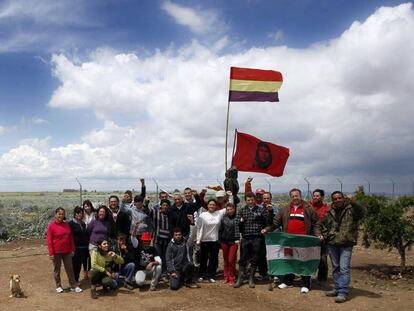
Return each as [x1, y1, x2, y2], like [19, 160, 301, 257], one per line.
[131, 231, 162, 291]
[166, 228, 199, 290]
[90, 239, 124, 299]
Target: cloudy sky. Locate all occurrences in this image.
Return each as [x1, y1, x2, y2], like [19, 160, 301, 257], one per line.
[0, 0, 413, 193]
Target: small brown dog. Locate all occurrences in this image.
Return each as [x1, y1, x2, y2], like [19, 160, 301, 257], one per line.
[10, 274, 24, 298]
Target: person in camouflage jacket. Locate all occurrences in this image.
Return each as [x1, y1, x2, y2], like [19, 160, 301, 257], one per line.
[321, 191, 365, 303]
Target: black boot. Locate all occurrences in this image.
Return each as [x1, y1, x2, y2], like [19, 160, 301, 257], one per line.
[90, 286, 98, 299]
[234, 266, 245, 288]
[249, 266, 256, 288]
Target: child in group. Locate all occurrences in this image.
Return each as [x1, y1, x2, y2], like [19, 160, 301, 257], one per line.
[219, 203, 238, 285]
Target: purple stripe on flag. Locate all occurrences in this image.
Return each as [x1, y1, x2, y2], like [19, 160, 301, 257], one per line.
[229, 91, 279, 102]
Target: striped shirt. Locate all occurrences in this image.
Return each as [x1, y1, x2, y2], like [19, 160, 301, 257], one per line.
[287, 204, 306, 235]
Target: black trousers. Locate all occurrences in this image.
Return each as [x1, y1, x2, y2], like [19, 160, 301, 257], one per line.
[199, 241, 220, 279]
[283, 274, 311, 288]
[239, 236, 261, 267]
[170, 262, 194, 290]
[257, 236, 268, 276]
[318, 243, 328, 281]
[72, 247, 88, 282]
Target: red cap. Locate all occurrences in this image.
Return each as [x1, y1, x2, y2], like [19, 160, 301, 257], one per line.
[255, 188, 265, 195]
[140, 232, 152, 241]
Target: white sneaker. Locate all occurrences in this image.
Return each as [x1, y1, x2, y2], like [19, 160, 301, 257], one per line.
[208, 278, 216, 283]
[278, 283, 293, 289]
[301, 287, 309, 293]
[70, 287, 83, 293]
[56, 287, 64, 293]
[198, 277, 204, 282]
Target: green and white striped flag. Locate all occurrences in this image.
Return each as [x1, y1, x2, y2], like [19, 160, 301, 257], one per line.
[265, 232, 321, 276]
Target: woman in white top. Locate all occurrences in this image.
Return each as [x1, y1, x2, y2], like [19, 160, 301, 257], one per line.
[196, 199, 226, 283]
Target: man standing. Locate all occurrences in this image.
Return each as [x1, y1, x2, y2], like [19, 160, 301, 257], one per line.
[309, 189, 330, 287]
[322, 191, 365, 303]
[234, 192, 268, 288]
[263, 188, 321, 293]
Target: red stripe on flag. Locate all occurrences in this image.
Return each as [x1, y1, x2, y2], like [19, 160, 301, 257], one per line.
[230, 67, 283, 82]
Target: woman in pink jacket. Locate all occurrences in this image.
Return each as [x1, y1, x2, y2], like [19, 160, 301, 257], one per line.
[46, 207, 82, 293]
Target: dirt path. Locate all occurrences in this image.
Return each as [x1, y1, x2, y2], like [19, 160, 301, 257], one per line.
[0, 239, 413, 311]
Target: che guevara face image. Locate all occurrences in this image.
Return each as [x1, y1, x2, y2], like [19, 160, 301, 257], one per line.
[254, 141, 272, 169]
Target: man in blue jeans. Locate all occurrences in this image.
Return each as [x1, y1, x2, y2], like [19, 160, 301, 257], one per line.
[321, 191, 365, 303]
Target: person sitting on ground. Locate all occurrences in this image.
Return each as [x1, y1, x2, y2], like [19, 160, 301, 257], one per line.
[196, 199, 226, 283]
[110, 232, 136, 290]
[90, 239, 124, 299]
[131, 231, 162, 291]
[166, 228, 199, 290]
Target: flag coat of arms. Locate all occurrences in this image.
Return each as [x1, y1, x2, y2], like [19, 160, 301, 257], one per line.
[265, 232, 321, 276]
[231, 131, 289, 177]
[229, 67, 283, 102]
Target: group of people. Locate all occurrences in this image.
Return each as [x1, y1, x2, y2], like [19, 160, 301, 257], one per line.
[46, 177, 365, 303]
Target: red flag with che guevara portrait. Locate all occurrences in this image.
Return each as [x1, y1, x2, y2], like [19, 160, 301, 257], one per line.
[231, 131, 290, 177]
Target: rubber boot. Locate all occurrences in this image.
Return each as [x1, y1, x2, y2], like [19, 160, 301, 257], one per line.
[249, 266, 256, 288]
[90, 286, 98, 299]
[234, 266, 245, 288]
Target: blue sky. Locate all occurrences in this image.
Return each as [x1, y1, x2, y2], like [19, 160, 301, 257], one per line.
[0, 0, 413, 192]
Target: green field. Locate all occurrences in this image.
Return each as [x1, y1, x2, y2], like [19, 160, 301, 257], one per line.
[0, 191, 292, 241]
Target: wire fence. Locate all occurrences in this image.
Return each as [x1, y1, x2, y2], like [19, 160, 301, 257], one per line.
[0, 177, 413, 198]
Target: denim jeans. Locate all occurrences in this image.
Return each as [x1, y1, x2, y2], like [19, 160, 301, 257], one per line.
[327, 245, 353, 296]
[115, 262, 135, 285]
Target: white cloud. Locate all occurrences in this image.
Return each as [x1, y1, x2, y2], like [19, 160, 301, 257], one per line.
[2, 3, 414, 190]
[0, 0, 95, 26]
[268, 29, 284, 41]
[161, 0, 224, 34]
[0, 0, 99, 53]
[0, 126, 7, 135]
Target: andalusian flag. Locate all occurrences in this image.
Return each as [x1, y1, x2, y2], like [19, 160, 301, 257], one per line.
[265, 232, 321, 276]
[229, 67, 283, 102]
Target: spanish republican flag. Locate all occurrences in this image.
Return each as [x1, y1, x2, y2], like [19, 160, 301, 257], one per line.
[231, 131, 289, 177]
[229, 67, 283, 102]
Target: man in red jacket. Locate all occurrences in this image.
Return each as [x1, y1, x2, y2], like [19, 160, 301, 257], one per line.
[309, 189, 329, 287]
[263, 189, 321, 293]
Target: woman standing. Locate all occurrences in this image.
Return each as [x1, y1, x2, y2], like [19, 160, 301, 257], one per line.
[82, 200, 95, 227]
[88, 206, 114, 252]
[46, 207, 83, 293]
[90, 239, 124, 299]
[219, 203, 238, 285]
[196, 199, 226, 283]
[69, 206, 89, 283]
[82, 199, 95, 280]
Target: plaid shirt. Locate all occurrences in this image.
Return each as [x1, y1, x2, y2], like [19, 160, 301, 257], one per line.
[235, 205, 268, 239]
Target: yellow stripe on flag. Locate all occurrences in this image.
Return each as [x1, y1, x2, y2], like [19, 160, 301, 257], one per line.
[230, 79, 282, 92]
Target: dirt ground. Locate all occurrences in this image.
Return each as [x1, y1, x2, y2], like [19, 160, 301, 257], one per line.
[0, 239, 413, 311]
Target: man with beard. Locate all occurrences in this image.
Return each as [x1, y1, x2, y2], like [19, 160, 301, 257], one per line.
[263, 188, 321, 293]
[309, 189, 330, 287]
[322, 191, 365, 303]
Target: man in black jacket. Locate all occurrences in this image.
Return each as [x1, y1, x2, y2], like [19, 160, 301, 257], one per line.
[166, 228, 199, 290]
